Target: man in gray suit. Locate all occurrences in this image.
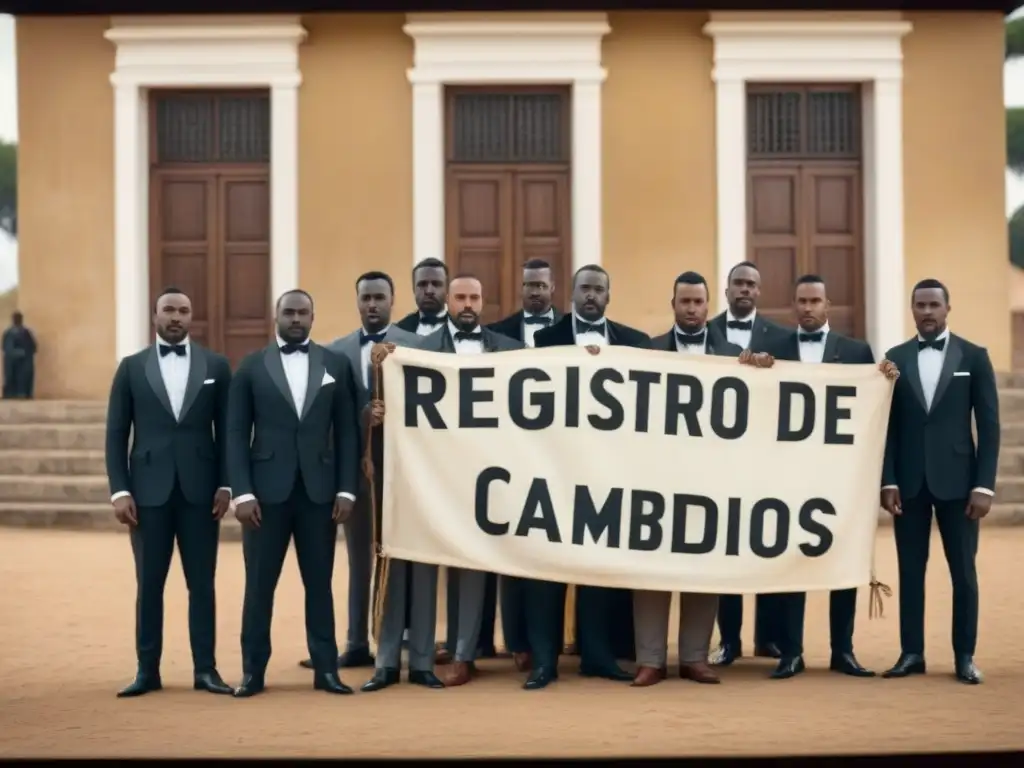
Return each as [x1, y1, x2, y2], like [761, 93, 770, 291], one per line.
[419, 273, 524, 687]
[632, 272, 741, 687]
[298, 271, 422, 672]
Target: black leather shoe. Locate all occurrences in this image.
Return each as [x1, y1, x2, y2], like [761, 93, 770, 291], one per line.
[830, 652, 875, 677]
[299, 647, 376, 670]
[954, 655, 983, 685]
[116, 672, 162, 698]
[882, 653, 926, 679]
[708, 643, 742, 666]
[194, 670, 234, 694]
[361, 668, 400, 692]
[579, 663, 633, 682]
[408, 670, 445, 688]
[769, 656, 805, 679]
[754, 642, 783, 659]
[523, 666, 558, 690]
[233, 674, 265, 698]
[314, 672, 354, 694]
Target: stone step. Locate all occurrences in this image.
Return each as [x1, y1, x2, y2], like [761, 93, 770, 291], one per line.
[0, 475, 110, 504]
[998, 446, 1024, 475]
[0, 400, 107, 424]
[0, 449, 106, 476]
[1001, 422, 1024, 447]
[994, 477, 1024, 504]
[1000, 390, 1024, 420]
[0, 424, 105, 451]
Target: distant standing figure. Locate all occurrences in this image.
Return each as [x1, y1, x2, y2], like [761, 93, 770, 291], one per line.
[2, 311, 37, 399]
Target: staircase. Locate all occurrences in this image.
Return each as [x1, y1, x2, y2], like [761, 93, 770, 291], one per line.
[3, 377, 1024, 534]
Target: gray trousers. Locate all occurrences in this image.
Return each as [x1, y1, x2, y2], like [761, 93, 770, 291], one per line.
[375, 559, 438, 672]
[453, 568, 489, 662]
[342, 497, 373, 652]
[633, 590, 719, 667]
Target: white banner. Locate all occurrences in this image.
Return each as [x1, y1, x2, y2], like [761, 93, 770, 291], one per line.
[379, 345, 893, 594]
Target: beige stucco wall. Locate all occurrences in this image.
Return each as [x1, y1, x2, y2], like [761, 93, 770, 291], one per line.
[13, 10, 1011, 397]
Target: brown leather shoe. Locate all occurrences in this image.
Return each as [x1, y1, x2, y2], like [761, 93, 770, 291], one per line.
[444, 661, 473, 687]
[679, 661, 721, 684]
[435, 644, 453, 665]
[631, 665, 666, 687]
[513, 652, 533, 672]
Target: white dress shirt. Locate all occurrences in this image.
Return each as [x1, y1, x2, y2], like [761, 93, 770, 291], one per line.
[573, 311, 608, 347]
[674, 326, 708, 356]
[449, 320, 485, 355]
[111, 336, 229, 503]
[881, 327, 992, 497]
[359, 324, 390, 389]
[416, 307, 448, 336]
[797, 323, 829, 364]
[523, 310, 555, 348]
[725, 309, 756, 350]
[234, 335, 355, 505]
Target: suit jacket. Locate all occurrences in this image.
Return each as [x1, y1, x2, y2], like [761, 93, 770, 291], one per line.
[881, 334, 1000, 501]
[226, 342, 360, 506]
[487, 308, 564, 344]
[769, 328, 875, 366]
[421, 322, 526, 354]
[707, 311, 789, 354]
[104, 341, 231, 508]
[650, 324, 741, 357]
[533, 313, 652, 350]
[395, 310, 445, 335]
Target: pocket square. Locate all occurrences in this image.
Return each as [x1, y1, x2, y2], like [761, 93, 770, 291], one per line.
[322, 372, 335, 386]
[953, 371, 970, 378]
[203, 378, 215, 385]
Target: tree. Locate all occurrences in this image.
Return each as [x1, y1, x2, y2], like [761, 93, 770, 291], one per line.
[0, 141, 14, 234]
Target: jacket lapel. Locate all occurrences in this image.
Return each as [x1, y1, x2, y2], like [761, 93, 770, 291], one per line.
[438, 326, 456, 353]
[178, 344, 208, 422]
[930, 335, 963, 412]
[301, 343, 327, 421]
[263, 345, 299, 416]
[144, 346, 176, 420]
[899, 341, 929, 413]
[823, 332, 840, 363]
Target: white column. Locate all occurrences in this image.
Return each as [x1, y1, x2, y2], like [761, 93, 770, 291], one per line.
[270, 79, 300, 301]
[571, 78, 604, 269]
[410, 79, 445, 267]
[866, 76, 905, 357]
[712, 76, 747, 314]
[112, 77, 149, 360]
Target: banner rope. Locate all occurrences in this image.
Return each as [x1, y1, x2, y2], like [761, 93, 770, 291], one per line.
[366, 342, 394, 650]
[868, 543, 892, 620]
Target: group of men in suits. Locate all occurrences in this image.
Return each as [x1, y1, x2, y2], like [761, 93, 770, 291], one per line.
[104, 251, 998, 698]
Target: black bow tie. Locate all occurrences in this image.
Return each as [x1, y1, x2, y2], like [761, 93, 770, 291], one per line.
[576, 321, 606, 335]
[918, 337, 946, 351]
[454, 330, 482, 342]
[419, 315, 444, 326]
[360, 332, 386, 346]
[280, 343, 309, 355]
[675, 330, 706, 346]
[727, 319, 753, 331]
[524, 315, 552, 326]
[158, 343, 186, 358]
[799, 331, 825, 343]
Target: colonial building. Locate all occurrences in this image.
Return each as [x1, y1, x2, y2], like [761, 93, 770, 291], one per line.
[9, 7, 1012, 397]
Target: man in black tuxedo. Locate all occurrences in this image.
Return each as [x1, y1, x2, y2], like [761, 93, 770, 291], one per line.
[632, 271, 741, 688]
[757, 275, 899, 680]
[486, 257, 564, 672]
[104, 286, 233, 698]
[417, 274, 524, 687]
[880, 278, 999, 685]
[707, 260, 789, 666]
[229, 289, 360, 698]
[524, 264, 650, 689]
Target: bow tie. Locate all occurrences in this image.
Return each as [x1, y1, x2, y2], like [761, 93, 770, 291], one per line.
[524, 315, 552, 326]
[280, 343, 309, 355]
[727, 319, 753, 331]
[799, 331, 825, 343]
[576, 321, 606, 335]
[918, 337, 946, 351]
[360, 332, 386, 346]
[158, 343, 186, 358]
[675, 330, 706, 346]
[418, 315, 444, 326]
[454, 330, 482, 342]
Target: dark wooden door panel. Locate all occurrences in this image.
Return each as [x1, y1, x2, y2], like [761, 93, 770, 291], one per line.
[748, 167, 801, 329]
[514, 171, 571, 312]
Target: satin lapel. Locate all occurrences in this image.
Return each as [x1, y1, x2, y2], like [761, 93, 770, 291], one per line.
[340, 334, 366, 398]
[930, 335, 963, 412]
[178, 345, 208, 422]
[482, 329, 501, 353]
[606, 320, 622, 346]
[900, 345, 929, 414]
[301, 344, 327, 421]
[263, 346, 298, 416]
[438, 327, 455, 353]
[144, 346, 175, 419]
[823, 333, 840, 363]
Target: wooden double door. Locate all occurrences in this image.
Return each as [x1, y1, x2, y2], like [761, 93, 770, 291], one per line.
[148, 90, 271, 367]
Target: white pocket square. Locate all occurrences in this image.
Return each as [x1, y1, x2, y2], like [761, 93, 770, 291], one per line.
[203, 378, 215, 385]
[321, 372, 335, 386]
[953, 371, 970, 377]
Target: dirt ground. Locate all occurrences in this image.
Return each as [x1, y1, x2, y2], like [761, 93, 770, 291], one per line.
[0, 528, 1021, 758]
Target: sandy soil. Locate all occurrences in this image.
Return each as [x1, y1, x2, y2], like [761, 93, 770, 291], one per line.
[0, 527, 1021, 758]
